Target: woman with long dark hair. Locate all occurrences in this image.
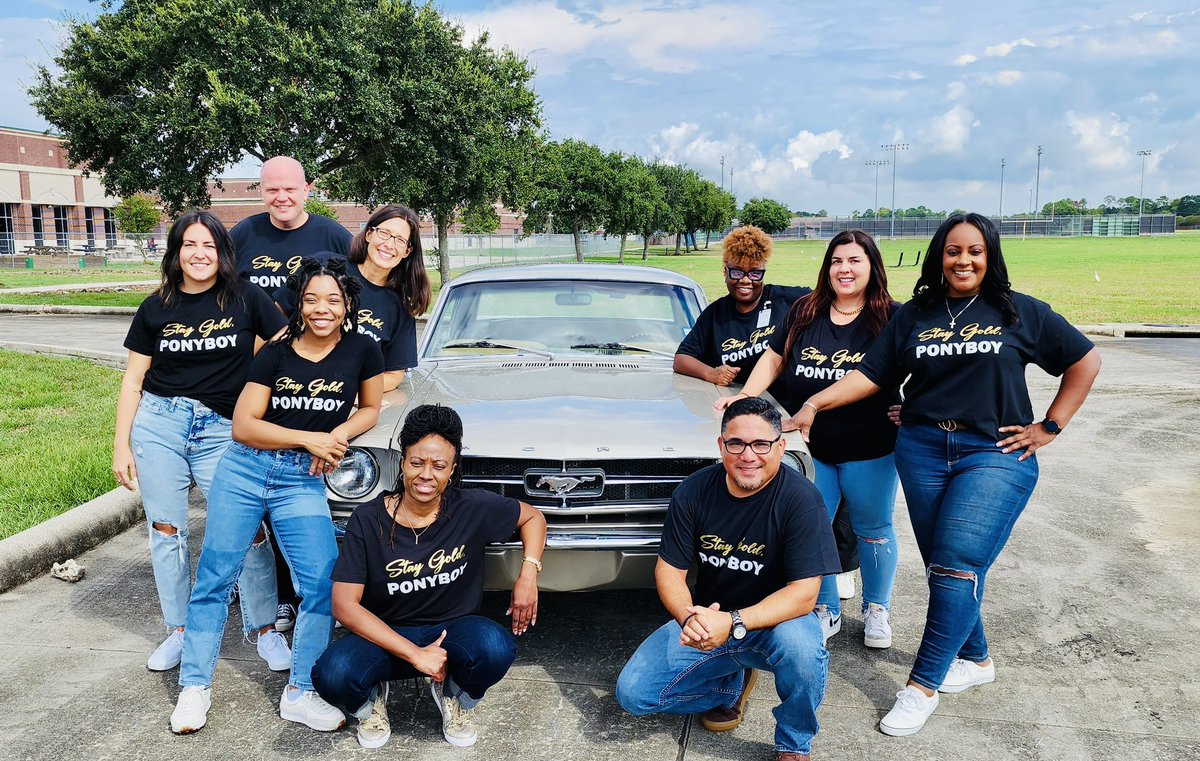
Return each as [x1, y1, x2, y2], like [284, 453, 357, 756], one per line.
[790, 213, 1101, 736]
[170, 257, 383, 735]
[716, 229, 901, 650]
[312, 404, 546, 749]
[113, 209, 287, 673]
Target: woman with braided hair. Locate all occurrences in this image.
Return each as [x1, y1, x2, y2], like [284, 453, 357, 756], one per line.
[170, 256, 384, 735]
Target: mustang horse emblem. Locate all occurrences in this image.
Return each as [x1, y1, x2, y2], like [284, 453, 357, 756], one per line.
[536, 475, 597, 496]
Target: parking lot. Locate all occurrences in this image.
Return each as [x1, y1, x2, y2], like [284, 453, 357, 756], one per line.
[0, 331, 1198, 760]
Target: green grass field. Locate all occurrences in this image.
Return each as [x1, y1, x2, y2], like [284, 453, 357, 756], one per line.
[0, 263, 158, 289]
[0, 290, 151, 307]
[0, 351, 123, 540]
[603, 233, 1200, 324]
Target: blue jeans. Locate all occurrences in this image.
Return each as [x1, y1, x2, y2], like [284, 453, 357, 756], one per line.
[313, 615, 516, 714]
[894, 424, 1038, 692]
[616, 615, 828, 755]
[130, 393, 276, 632]
[813, 454, 900, 616]
[180, 443, 338, 691]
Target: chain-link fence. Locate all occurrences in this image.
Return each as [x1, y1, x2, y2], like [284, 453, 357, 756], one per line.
[421, 232, 624, 271]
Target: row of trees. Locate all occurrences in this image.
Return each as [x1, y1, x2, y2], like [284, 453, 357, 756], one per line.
[852, 194, 1200, 221]
[28, 0, 761, 274]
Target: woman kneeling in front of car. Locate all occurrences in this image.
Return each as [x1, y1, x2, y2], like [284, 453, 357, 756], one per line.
[312, 404, 547, 749]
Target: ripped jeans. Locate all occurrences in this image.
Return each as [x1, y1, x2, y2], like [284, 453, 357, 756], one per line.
[130, 392, 276, 633]
[813, 453, 899, 616]
[894, 424, 1038, 692]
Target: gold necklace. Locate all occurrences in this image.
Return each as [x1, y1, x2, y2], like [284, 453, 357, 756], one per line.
[391, 496, 440, 545]
[832, 301, 865, 316]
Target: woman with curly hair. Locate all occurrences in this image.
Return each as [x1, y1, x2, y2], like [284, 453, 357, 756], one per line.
[170, 257, 384, 736]
[674, 225, 810, 390]
[716, 229, 902, 650]
[113, 209, 287, 673]
[790, 213, 1101, 737]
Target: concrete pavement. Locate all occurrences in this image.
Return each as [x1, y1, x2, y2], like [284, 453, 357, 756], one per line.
[1, 333, 1198, 759]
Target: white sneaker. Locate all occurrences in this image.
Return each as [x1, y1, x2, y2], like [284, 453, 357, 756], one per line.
[356, 683, 391, 749]
[279, 687, 347, 731]
[148, 629, 185, 671]
[863, 603, 892, 649]
[836, 571, 856, 600]
[814, 604, 841, 644]
[879, 686, 939, 736]
[429, 679, 477, 747]
[257, 629, 291, 672]
[939, 658, 996, 694]
[170, 686, 211, 734]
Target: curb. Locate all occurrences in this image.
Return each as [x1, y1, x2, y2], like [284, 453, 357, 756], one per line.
[0, 303, 138, 315]
[0, 340, 126, 369]
[0, 486, 144, 595]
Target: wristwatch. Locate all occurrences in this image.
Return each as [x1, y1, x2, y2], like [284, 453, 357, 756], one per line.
[1040, 418, 1062, 435]
[730, 609, 747, 640]
[522, 555, 543, 572]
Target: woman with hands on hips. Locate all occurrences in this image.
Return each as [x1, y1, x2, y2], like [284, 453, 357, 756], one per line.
[170, 256, 383, 736]
[789, 213, 1101, 737]
[312, 404, 547, 750]
[715, 229, 902, 651]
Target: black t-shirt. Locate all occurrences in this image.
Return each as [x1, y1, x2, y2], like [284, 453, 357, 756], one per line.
[245, 331, 383, 433]
[124, 282, 287, 418]
[275, 253, 417, 372]
[767, 302, 900, 464]
[331, 488, 521, 625]
[677, 284, 812, 387]
[231, 213, 352, 291]
[659, 463, 840, 612]
[858, 292, 1095, 440]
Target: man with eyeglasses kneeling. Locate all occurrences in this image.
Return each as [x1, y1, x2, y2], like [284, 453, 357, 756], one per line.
[616, 397, 841, 761]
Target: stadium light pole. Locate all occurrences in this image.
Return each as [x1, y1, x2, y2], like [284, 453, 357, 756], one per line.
[720, 155, 725, 191]
[881, 143, 909, 239]
[865, 160, 888, 222]
[1034, 145, 1043, 216]
[999, 158, 1006, 220]
[1136, 150, 1151, 218]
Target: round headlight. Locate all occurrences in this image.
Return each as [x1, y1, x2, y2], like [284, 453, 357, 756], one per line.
[326, 448, 380, 499]
[782, 450, 805, 473]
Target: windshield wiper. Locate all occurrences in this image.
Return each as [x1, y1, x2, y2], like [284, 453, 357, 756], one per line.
[440, 340, 554, 359]
[569, 342, 674, 358]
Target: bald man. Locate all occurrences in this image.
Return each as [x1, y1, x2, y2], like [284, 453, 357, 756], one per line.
[231, 156, 352, 290]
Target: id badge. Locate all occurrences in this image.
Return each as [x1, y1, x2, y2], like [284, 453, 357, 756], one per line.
[756, 303, 772, 329]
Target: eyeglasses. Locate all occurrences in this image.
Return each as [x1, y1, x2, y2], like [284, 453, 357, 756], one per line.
[726, 266, 766, 281]
[721, 435, 781, 455]
[370, 227, 410, 248]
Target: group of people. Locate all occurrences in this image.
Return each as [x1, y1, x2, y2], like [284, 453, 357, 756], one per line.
[112, 156, 547, 748]
[113, 155, 1100, 758]
[651, 216, 1099, 758]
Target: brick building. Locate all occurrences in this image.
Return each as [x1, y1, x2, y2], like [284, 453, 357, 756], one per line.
[0, 125, 121, 255]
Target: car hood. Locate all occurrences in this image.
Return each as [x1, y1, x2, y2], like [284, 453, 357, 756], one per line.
[362, 357, 725, 460]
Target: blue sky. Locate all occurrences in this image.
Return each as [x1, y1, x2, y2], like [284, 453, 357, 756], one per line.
[3, 1, 1197, 214]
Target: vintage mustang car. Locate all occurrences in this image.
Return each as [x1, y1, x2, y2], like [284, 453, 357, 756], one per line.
[325, 263, 814, 591]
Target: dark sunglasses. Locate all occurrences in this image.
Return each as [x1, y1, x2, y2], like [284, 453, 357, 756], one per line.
[726, 266, 765, 281]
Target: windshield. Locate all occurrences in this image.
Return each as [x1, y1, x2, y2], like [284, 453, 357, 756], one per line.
[423, 278, 704, 358]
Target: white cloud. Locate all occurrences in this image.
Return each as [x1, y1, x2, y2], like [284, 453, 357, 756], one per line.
[785, 131, 851, 172]
[928, 105, 976, 152]
[947, 81, 967, 100]
[1065, 111, 1132, 169]
[454, 1, 777, 75]
[892, 70, 925, 81]
[1137, 91, 1160, 104]
[985, 38, 1035, 58]
[988, 70, 1023, 86]
[954, 53, 977, 66]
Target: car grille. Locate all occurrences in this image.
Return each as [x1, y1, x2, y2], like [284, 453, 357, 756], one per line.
[461, 456, 715, 528]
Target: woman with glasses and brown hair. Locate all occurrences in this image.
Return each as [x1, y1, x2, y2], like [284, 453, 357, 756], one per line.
[276, 203, 431, 392]
[716, 229, 902, 651]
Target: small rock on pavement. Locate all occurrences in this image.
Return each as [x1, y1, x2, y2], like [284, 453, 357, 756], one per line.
[51, 558, 85, 582]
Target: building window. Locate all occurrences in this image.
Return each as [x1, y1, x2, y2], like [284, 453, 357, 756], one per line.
[32, 206, 44, 246]
[85, 207, 95, 247]
[104, 209, 117, 247]
[54, 205, 70, 247]
[0, 204, 14, 256]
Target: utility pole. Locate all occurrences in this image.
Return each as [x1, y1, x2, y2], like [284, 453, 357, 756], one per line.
[865, 160, 888, 223]
[999, 158, 1006, 220]
[720, 155, 725, 191]
[729, 167, 734, 198]
[1034, 145, 1043, 216]
[880, 143, 909, 239]
[1137, 150, 1151, 218]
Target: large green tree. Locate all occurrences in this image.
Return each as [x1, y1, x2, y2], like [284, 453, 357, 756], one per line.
[739, 197, 792, 234]
[603, 154, 665, 264]
[111, 193, 160, 262]
[649, 162, 690, 255]
[524, 139, 615, 262]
